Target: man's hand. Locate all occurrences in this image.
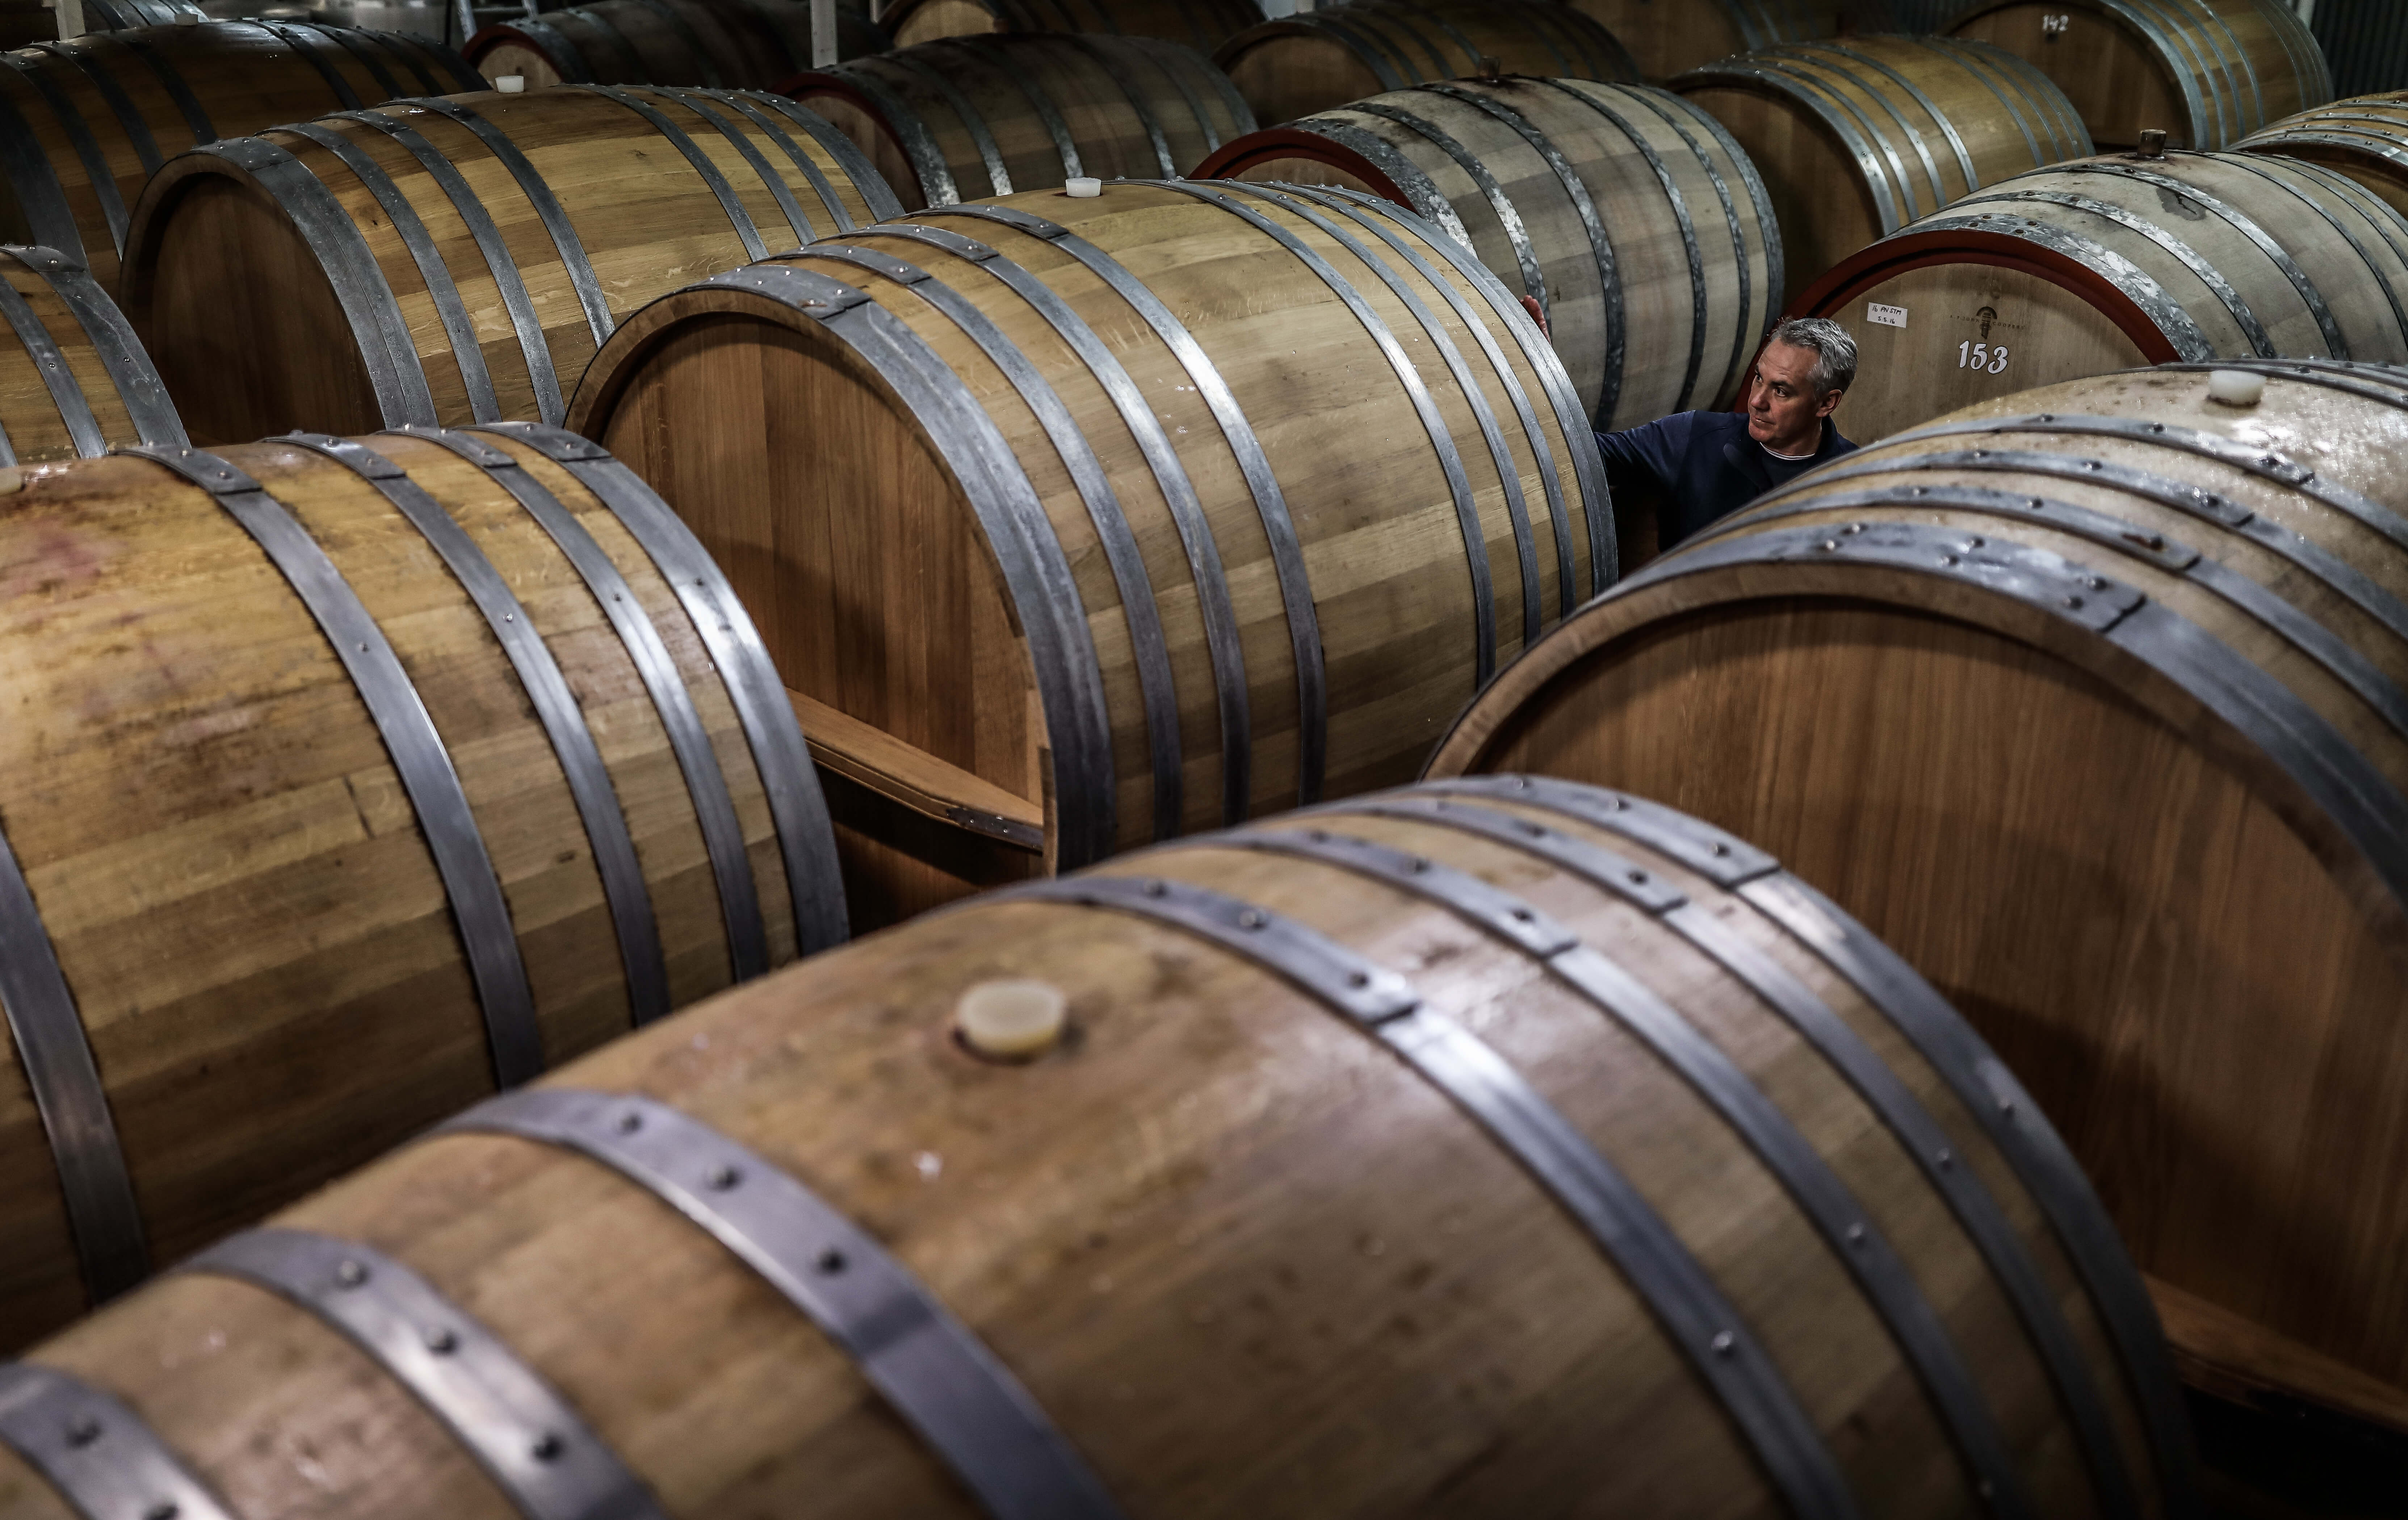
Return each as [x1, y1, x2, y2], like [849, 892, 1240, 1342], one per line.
[1519, 294, 1550, 339]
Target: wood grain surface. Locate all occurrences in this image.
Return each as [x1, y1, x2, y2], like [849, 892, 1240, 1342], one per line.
[1946, 0, 2333, 151]
[790, 30, 1252, 211]
[119, 82, 902, 444]
[0, 243, 182, 462]
[1674, 35, 2094, 308]
[2235, 91, 2408, 218]
[0, 428, 838, 1352]
[0, 778, 2190, 1517]
[1426, 361, 2408, 1433]
[0, 20, 477, 292]
[568, 180, 1604, 928]
[464, 0, 889, 90]
[1212, 0, 1637, 129]
[881, 0, 1264, 54]
[1201, 76, 1777, 429]
[1564, 0, 1896, 84]
[1796, 148, 2408, 444]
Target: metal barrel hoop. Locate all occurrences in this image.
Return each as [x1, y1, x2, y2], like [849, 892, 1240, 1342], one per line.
[390, 422, 776, 990]
[339, 107, 565, 425]
[648, 88, 817, 252]
[1346, 97, 1547, 315]
[122, 440, 542, 1082]
[0, 263, 101, 455]
[0, 54, 126, 256]
[1208, 178, 1537, 656]
[0, 1363, 231, 1520]
[440, 1087, 1128, 1520]
[181, 1229, 668, 1520]
[278, 122, 503, 421]
[285, 431, 671, 1023]
[465, 416, 852, 953]
[925, 199, 1329, 808]
[1002, 869, 1860, 1519]
[809, 236, 1184, 841]
[1893, 209, 2215, 360]
[1267, 182, 1577, 623]
[1601, 83, 1759, 408]
[882, 50, 1013, 197]
[569, 85, 766, 260]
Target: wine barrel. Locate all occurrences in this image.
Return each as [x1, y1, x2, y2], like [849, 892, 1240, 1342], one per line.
[566, 180, 1607, 927]
[1673, 36, 2094, 308]
[1564, 0, 1897, 83]
[71, 0, 203, 26]
[881, 0, 1264, 53]
[1946, 0, 2332, 151]
[0, 20, 478, 293]
[464, 0, 889, 90]
[1213, 0, 1638, 131]
[119, 84, 902, 445]
[0, 422, 847, 1352]
[1427, 359, 2408, 1434]
[0, 242, 181, 461]
[2235, 91, 2408, 218]
[0, 0, 200, 51]
[0, 776, 2198, 1517]
[1792, 147, 2408, 443]
[790, 31, 1252, 211]
[1196, 77, 1777, 429]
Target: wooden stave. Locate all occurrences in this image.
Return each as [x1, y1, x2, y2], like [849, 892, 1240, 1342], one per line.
[2234, 92, 2408, 218]
[1212, 0, 1640, 131]
[883, 0, 1266, 53]
[0, 20, 478, 293]
[0, 775, 2194, 1517]
[1561, 0, 1900, 84]
[0, 240, 181, 462]
[1424, 358, 2408, 1435]
[1945, 0, 2333, 152]
[565, 181, 1606, 926]
[1196, 77, 1779, 430]
[1795, 148, 2408, 445]
[1673, 35, 2094, 309]
[0, 424, 846, 1352]
[117, 84, 902, 445]
[464, 0, 891, 90]
[788, 30, 1254, 212]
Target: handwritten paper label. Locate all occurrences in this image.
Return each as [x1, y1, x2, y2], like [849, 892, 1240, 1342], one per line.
[1867, 302, 1908, 329]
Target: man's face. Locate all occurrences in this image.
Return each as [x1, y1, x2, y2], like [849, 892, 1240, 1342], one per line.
[1747, 340, 1843, 450]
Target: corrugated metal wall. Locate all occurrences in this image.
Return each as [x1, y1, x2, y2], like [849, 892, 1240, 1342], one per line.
[2305, 0, 2408, 97]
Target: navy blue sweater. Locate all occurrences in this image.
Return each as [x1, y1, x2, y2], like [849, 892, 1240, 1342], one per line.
[1594, 411, 1857, 550]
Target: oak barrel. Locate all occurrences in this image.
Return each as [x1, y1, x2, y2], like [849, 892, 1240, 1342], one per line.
[1946, 0, 2332, 151]
[1673, 36, 2094, 308]
[790, 30, 1252, 211]
[1792, 147, 2408, 442]
[0, 777, 2197, 1517]
[0, 423, 846, 1352]
[1196, 76, 1777, 429]
[464, 0, 889, 90]
[881, 0, 1264, 53]
[1565, 0, 1896, 83]
[0, 19, 479, 293]
[1212, 0, 1638, 130]
[119, 84, 902, 445]
[2235, 91, 2408, 218]
[6, 0, 201, 46]
[1, 0, 194, 49]
[0, 242, 180, 461]
[566, 180, 1607, 928]
[1428, 359, 2408, 1433]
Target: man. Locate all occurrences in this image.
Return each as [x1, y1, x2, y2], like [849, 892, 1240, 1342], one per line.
[1593, 316, 1859, 550]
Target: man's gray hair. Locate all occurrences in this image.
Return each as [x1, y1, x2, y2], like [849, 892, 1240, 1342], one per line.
[1768, 316, 1857, 397]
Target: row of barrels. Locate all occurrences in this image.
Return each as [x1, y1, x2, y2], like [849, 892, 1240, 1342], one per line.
[0, 137, 2216, 1520]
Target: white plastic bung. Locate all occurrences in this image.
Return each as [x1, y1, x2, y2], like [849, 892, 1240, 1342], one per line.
[0, 467, 25, 496]
[2207, 368, 2266, 407]
[1065, 177, 1103, 198]
[956, 979, 1069, 1058]
[496, 74, 528, 93]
